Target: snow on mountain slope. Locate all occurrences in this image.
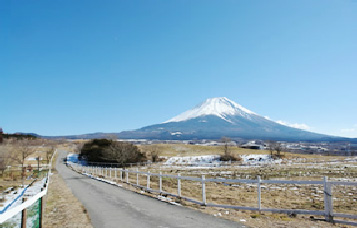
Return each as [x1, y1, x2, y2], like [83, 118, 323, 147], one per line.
[164, 97, 256, 123]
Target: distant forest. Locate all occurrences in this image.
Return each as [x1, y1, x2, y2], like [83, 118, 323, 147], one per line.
[2, 133, 38, 140]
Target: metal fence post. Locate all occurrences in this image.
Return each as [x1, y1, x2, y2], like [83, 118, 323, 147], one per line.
[324, 176, 334, 223]
[126, 170, 129, 183]
[137, 168, 139, 186]
[178, 173, 181, 197]
[159, 172, 162, 193]
[120, 169, 123, 182]
[110, 168, 112, 179]
[202, 175, 206, 205]
[115, 168, 117, 180]
[147, 171, 151, 189]
[257, 175, 261, 212]
[21, 197, 27, 228]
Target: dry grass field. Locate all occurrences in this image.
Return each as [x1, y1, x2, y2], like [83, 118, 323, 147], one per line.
[105, 144, 357, 228]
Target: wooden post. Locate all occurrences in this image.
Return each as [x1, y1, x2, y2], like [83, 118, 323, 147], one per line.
[177, 173, 181, 197]
[257, 175, 261, 212]
[136, 168, 139, 186]
[324, 176, 334, 223]
[21, 197, 27, 228]
[147, 171, 151, 189]
[202, 175, 206, 205]
[159, 172, 162, 193]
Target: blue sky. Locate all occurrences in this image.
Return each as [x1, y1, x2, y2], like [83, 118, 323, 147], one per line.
[1, 0, 356, 137]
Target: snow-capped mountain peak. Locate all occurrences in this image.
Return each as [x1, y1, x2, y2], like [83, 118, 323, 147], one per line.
[164, 97, 256, 123]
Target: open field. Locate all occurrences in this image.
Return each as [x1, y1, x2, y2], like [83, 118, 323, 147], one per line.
[91, 143, 357, 227]
[139, 144, 348, 160]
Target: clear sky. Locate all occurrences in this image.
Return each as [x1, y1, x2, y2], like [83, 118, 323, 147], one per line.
[1, 0, 356, 137]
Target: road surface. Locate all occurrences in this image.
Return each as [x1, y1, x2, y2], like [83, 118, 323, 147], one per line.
[56, 150, 247, 228]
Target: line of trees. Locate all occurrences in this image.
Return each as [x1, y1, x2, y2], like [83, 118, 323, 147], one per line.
[0, 138, 57, 183]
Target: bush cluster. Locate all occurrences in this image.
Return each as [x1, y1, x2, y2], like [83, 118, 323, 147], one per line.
[80, 139, 145, 165]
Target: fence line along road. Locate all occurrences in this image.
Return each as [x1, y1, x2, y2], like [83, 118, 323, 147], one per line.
[70, 162, 357, 227]
[0, 150, 57, 227]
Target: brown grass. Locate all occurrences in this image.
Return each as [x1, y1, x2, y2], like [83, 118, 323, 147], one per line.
[43, 151, 92, 228]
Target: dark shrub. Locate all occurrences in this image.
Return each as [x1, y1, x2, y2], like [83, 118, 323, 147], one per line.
[80, 139, 145, 166]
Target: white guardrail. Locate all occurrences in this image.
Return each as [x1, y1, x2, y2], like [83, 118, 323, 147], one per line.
[0, 150, 57, 225]
[70, 163, 357, 227]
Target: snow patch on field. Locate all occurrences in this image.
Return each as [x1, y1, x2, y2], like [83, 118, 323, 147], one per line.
[164, 154, 280, 166]
[164, 155, 221, 165]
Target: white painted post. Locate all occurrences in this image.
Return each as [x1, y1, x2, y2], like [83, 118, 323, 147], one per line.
[109, 168, 112, 179]
[324, 176, 334, 223]
[105, 168, 108, 178]
[147, 171, 151, 189]
[115, 168, 117, 180]
[202, 175, 206, 205]
[126, 170, 129, 183]
[137, 168, 139, 186]
[120, 169, 123, 182]
[159, 172, 162, 193]
[257, 175, 261, 212]
[178, 173, 181, 197]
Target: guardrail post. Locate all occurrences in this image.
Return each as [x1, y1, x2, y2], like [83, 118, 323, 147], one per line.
[109, 168, 112, 179]
[147, 171, 151, 189]
[126, 170, 129, 183]
[202, 175, 206, 205]
[21, 197, 27, 228]
[120, 169, 123, 182]
[136, 168, 139, 186]
[159, 172, 162, 193]
[115, 168, 117, 180]
[257, 175, 261, 212]
[324, 176, 334, 223]
[105, 167, 108, 178]
[178, 173, 181, 197]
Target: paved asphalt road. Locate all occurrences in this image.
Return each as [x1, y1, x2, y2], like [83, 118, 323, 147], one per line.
[56, 150, 248, 228]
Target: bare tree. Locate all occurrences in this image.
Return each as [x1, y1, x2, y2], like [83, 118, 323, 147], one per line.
[267, 140, 276, 156]
[46, 146, 55, 162]
[0, 145, 11, 175]
[274, 143, 283, 157]
[11, 139, 36, 184]
[147, 145, 160, 162]
[221, 137, 232, 157]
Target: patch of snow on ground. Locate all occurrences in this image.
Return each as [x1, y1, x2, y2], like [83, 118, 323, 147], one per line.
[164, 155, 221, 166]
[241, 154, 272, 162]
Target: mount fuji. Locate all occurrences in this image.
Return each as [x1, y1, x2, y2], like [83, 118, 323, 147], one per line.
[118, 97, 338, 141]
